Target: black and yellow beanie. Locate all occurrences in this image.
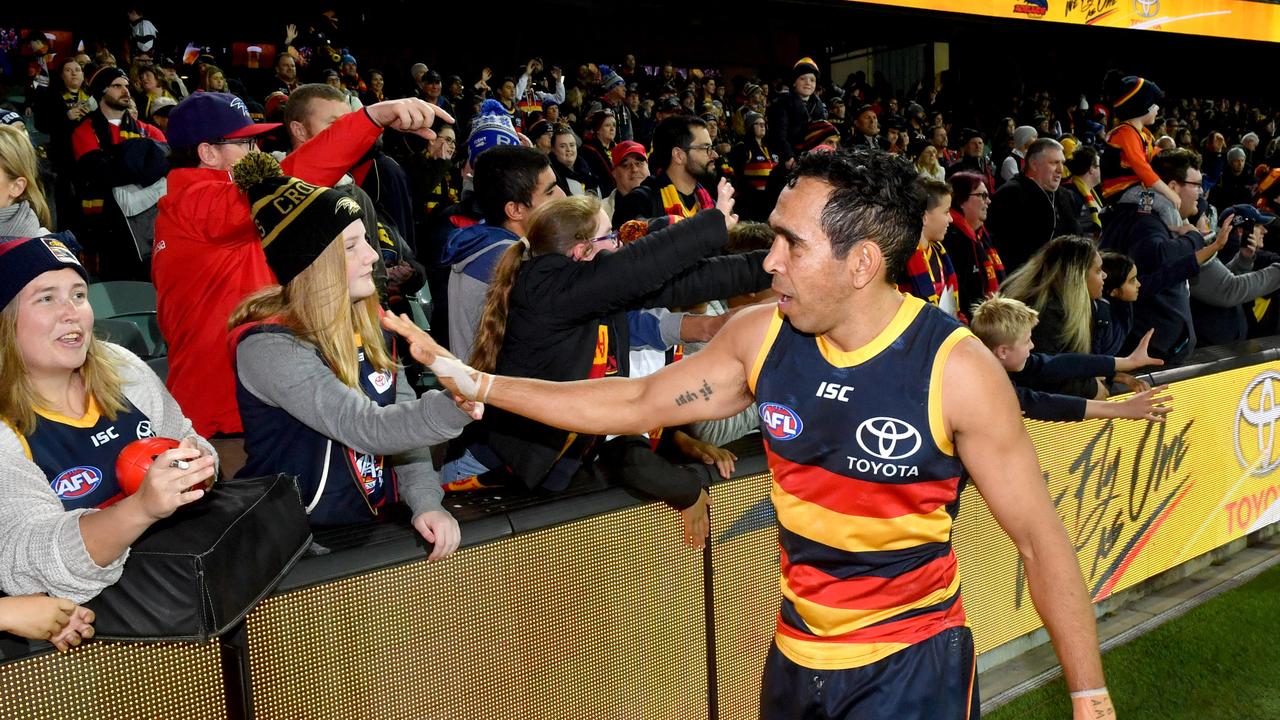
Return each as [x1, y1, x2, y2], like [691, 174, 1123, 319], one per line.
[232, 153, 364, 285]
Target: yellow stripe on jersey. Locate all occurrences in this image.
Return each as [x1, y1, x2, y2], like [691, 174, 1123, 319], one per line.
[775, 634, 912, 670]
[779, 567, 962, 637]
[748, 308, 786, 394]
[34, 395, 103, 428]
[772, 481, 953, 552]
[815, 294, 924, 368]
[927, 327, 974, 457]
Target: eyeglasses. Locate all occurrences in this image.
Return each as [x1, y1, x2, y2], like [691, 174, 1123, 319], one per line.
[212, 137, 258, 148]
[1182, 180, 1203, 188]
[589, 231, 621, 250]
[972, 192, 991, 201]
[437, 136, 457, 146]
[685, 143, 716, 154]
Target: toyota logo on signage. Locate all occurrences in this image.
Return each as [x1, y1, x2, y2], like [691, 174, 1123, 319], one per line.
[856, 416, 922, 461]
[1236, 370, 1280, 475]
[1134, 0, 1159, 19]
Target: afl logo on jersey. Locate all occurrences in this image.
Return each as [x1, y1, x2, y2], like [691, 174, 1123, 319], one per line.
[856, 417, 922, 460]
[52, 466, 103, 500]
[760, 403, 803, 441]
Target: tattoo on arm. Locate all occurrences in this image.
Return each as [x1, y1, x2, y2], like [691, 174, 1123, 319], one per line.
[1091, 699, 1115, 718]
[675, 380, 715, 407]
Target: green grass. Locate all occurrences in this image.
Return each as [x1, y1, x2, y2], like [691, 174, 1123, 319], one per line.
[987, 562, 1280, 720]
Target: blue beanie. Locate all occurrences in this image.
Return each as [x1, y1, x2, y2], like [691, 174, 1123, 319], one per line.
[599, 64, 624, 92]
[0, 233, 89, 310]
[468, 99, 520, 165]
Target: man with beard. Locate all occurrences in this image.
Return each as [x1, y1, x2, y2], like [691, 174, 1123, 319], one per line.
[384, 147, 1118, 720]
[71, 66, 169, 280]
[613, 115, 719, 226]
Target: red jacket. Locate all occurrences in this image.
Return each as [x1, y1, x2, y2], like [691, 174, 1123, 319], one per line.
[153, 109, 384, 436]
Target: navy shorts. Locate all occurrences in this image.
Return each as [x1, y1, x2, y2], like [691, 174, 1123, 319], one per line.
[758, 626, 980, 720]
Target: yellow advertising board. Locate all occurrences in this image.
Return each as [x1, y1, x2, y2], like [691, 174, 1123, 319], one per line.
[848, 0, 1280, 44]
[955, 360, 1280, 653]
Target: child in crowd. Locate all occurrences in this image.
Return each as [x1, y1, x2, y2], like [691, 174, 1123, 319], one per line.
[899, 179, 961, 318]
[227, 155, 471, 559]
[1094, 251, 1139, 356]
[971, 297, 1170, 423]
[1101, 70, 1180, 209]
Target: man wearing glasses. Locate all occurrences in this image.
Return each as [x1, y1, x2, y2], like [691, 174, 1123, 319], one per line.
[613, 116, 720, 227]
[153, 92, 452, 474]
[1102, 148, 1230, 363]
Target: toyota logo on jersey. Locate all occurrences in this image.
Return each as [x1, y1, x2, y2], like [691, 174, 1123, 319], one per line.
[760, 403, 804, 441]
[52, 466, 104, 500]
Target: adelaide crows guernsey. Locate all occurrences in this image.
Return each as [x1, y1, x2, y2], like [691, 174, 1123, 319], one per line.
[749, 294, 973, 670]
[19, 396, 155, 510]
[234, 324, 398, 526]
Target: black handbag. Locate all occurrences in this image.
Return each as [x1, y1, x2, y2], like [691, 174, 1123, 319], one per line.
[85, 474, 312, 641]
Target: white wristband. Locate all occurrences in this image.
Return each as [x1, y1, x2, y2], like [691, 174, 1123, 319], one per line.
[1069, 687, 1109, 699]
[429, 355, 493, 403]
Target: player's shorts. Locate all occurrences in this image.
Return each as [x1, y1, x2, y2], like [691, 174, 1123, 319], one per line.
[758, 626, 979, 720]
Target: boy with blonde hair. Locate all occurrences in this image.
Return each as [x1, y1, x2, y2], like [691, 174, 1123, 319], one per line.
[971, 297, 1171, 422]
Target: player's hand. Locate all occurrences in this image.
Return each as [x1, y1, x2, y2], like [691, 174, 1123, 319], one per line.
[412, 510, 461, 561]
[134, 446, 214, 520]
[1114, 386, 1172, 422]
[680, 489, 711, 550]
[49, 605, 95, 651]
[380, 313, 493, 402]
[715, 177, 738, 230]
[1072, 691, 1117, 719]
[366, 98, 454, 140]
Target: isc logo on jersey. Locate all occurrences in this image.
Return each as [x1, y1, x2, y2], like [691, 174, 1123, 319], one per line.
[760, 403, 803, 441]
[52, 466, 103, 499]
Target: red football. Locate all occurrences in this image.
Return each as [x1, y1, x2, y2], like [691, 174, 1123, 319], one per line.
[115, 437, 181, 495]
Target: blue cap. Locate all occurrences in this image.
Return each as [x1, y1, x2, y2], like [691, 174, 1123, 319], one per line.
[1224, 204, 1278, 227]
[166, 92, 281, 149]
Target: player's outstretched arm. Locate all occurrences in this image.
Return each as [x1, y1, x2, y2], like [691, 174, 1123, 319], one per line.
[943, 336, 1116, 720]
[383, 305, 773, 437]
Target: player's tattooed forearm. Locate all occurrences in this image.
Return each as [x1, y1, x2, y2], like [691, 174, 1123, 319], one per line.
[675, 380, 714, 406]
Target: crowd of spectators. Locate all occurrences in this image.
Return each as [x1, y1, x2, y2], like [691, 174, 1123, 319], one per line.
[3, 9, 1280, 647]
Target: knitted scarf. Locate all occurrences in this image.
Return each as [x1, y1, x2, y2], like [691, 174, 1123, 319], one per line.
[658, 175, 714, 219]
[898, 241, 962, 319]
[947, 209, 1005, 297]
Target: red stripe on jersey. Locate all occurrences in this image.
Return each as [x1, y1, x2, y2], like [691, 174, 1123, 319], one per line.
[768, 448, 960, 519]
[776, 596, 967, 646]
[782, 549, 959, 610]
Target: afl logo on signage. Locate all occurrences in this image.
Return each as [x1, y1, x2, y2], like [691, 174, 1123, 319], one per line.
[759, 403, 803, 441]
[856, 417, 922, 461]
[52, 466, 103, 500]
[1236, 370, 1280, 475]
